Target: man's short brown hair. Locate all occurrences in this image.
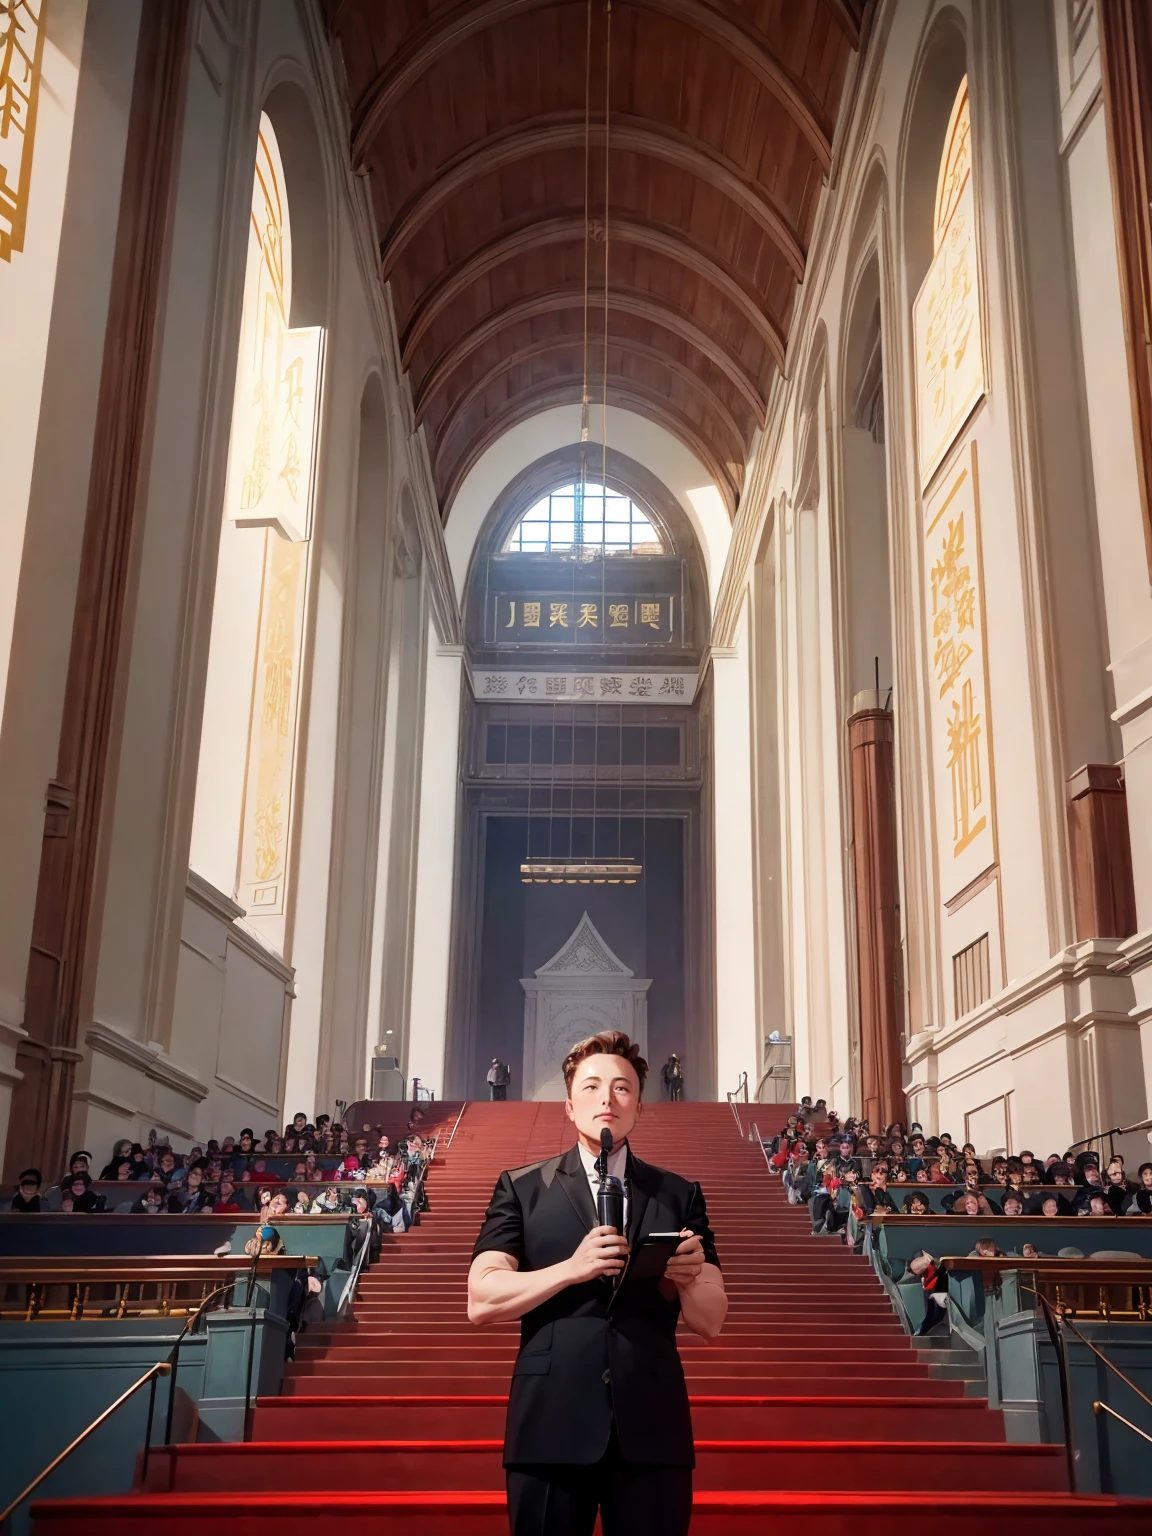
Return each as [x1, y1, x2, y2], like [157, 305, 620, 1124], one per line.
[562, 1032, 649, 1095]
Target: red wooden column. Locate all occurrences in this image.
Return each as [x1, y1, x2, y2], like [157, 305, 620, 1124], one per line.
[847, 705, 904, 1130]
[1067, 764, 1137, 941]
[3, 2, 191, 1181]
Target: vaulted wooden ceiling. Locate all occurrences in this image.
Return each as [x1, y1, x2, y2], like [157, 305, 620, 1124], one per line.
[324, 0, 865, 517]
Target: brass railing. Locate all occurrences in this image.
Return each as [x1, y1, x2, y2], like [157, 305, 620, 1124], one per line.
[0, 1360, 170, 1529]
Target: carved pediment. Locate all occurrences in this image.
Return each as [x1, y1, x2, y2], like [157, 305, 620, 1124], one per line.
[535, 912, 633, 978]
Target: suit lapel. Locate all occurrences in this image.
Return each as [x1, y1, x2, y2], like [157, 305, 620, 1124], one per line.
[556, 1143, 598, 1231]
[626, 1148, 659, 1248]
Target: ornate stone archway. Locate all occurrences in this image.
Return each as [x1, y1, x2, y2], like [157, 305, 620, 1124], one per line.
[521, 913, 651, 1100]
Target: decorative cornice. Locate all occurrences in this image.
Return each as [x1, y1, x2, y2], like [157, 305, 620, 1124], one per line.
[186, 868, 245, 923]
[85, 1021, 211, 1103]
[226, 921, 297, 989]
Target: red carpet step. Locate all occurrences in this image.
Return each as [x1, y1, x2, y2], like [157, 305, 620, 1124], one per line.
[31, 1099, 1152, 1532]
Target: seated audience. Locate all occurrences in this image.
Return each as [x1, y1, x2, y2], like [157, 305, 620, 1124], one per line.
[10, 1169, 44, 1212]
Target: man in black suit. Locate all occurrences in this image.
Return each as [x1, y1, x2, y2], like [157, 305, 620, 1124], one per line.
[468, 1030, 726, 1536]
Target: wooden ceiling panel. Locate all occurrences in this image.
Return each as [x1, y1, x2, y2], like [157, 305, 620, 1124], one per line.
[324, 0, 865, 512]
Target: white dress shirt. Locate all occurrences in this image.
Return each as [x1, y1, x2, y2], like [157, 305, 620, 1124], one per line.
[577, 1138, 630, 1232]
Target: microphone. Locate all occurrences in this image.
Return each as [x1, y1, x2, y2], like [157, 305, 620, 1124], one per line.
[596, 1127, 625, 1239]
[596, 1127, 613, 1180]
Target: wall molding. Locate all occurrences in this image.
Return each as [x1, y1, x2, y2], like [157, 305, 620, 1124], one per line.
[84, 1021, 210, 1104]
[186, 868, 246, 923]
[213, 1069, 280, 1118]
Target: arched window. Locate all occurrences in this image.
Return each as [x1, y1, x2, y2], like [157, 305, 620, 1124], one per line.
[190, 110, 325, 930]
[505, 482, 664, 555]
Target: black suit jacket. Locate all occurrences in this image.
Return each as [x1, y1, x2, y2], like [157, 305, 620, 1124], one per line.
[472, 1142, 719, 1468]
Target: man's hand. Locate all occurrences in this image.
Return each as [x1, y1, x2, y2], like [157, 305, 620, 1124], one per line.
[663, 1228, 705, 1290]
[566, 1224, 630, 1284]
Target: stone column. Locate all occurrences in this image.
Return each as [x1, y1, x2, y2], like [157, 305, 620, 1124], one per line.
[847, 700, 904, 1129]
[3, 1, 191, 1180]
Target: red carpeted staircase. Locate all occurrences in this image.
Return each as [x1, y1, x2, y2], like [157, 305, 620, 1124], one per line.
[31, 1100, 1152, 1532]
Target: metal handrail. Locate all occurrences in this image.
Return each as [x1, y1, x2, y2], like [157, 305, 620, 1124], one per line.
[0, 1360, 171, 1526]
[1034, 1293, 1152, 1416]
[446, 1101, 468, 1149]
[1029, 1288, 1078, 1494]
[725, 1094, 743, 1137]
[1094, 1400, 1152, 1445]
[164, 1279, 238, 1446]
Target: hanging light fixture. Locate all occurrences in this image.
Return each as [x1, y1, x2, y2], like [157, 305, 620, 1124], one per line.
[521, 0, 638, 889]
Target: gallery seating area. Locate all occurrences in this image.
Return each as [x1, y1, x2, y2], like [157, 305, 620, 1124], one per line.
[0, 1101, 1149, 1533]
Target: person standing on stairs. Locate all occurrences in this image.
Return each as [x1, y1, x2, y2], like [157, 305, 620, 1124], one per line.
[488, 1058, 512, 1100]
[468, 1029, 727, 1536]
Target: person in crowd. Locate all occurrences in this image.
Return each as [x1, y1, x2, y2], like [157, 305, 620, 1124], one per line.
[969, 1236, 1006, 1260]
[1079, 1191, 1114, 1218]
[1000, 1192, 1025, 1218]
[99, 1140, 134, 1179]
[1126, 1163, 1152, 1215]
[783, 1144, 811, 1206]
[311, 1185, 343, 1214]
[339, 1186, 381, 1269]
[1038, 1195, 1063, 1219]
[62, 1172, 104, 1213]
[213, 1178, 243, 1215]
[908, 1250, 948, 1335]
[107, 1158, 133, 1182]
[130, 1185, 166, 1214]
[251, 1157, 281, 1185]
[155, 1149, 179, 1185]
[1104, 1164, 1135, 1216]
[66, 1151, 92, 1181]
[126, 1145, 151, 1178]
[238, 1129, 255, 1155]
[171, 1166, 213, 1213]
[855, 1166, 899, 1217]
[951, 1192, 983, 1218]
[58, 1193, 75, 1213]
[930, 1151, 958, 1184]
[951, 1170, 1000, 1216]
[913, 1166, 931, 1184]
[907, 1135, 928, 1175]
[11, 1169, 44, 1212]
[290, 1187, 312, 1215]
[902, 1192, 931, 1214]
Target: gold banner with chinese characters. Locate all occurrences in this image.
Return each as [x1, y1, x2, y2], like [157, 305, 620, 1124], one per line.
[488, 593, 678, 646]
[913, 79, 986, 490]
[923, 444, 996, 900]
[236, 530, 309, 916]
[0, 0, 46, 261]
[473, 669, 698, 704]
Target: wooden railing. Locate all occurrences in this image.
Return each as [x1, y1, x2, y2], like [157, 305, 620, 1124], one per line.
[0, 1254, 315, 1322]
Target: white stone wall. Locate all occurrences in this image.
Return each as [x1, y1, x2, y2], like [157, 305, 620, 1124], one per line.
[0, 0, 459, 1161]
[723, 0, 1152, 1148]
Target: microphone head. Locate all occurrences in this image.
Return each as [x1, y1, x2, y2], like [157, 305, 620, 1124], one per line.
[599, 1127, 614, 1156]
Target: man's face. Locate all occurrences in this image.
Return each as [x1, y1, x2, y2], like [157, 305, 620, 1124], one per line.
[268, 1194, 288, 1216]
[160, 1154, 175, 1173]
[565, 1052, 641, 1148]
[294, 1115, 306, 1131]
[872, 1170, 887, 1188]
[69, 1178, 86, 1197]
[1042, 1198, 1059, 1216]
[186, 1170, 202, 1190]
